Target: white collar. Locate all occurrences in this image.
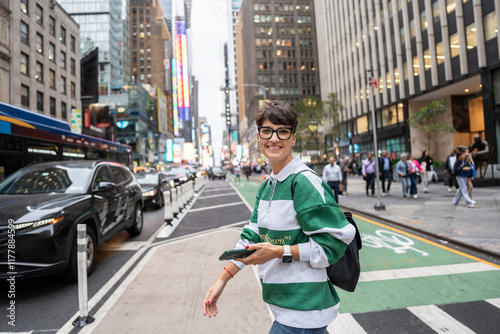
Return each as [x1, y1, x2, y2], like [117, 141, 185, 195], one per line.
[269, 156, 306, 182]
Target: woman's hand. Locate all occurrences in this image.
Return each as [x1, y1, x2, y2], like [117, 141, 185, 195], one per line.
[237, 242, 282, 265]
[203, 280, 227, 318]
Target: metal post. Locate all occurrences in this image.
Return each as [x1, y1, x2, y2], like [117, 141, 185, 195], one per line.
[72, 224, 95, 327]
[367, 70, 385, 211]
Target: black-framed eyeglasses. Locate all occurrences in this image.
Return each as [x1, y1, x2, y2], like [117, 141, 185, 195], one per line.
[258, 127, 294, 140]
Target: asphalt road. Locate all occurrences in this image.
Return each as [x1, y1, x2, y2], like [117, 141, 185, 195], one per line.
[2, 177, 500, 333]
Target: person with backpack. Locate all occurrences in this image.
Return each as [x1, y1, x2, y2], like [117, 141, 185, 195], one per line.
[362, 152, 376, 197]
[395, 153, 411, 198]
[202, 100, 356, 333]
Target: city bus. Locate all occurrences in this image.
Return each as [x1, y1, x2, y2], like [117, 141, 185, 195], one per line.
[0, 102, 133, 179]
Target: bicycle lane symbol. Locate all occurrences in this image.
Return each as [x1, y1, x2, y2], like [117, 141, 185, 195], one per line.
[361, 230, 429, 256]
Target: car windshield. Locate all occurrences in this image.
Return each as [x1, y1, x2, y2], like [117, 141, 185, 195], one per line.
[135, 173, 159, 185]
[166, 168, 186, 175]
[212, 167, 223, 173]
[0, 165, 93, 194]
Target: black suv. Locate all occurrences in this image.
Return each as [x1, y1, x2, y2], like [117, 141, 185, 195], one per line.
[0, 161, 143, 279]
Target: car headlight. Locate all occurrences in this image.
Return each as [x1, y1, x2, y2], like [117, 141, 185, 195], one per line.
[180, 176, 188, 182]
[196, 172, 201, 178]
[169, 180, 175, 188]
[143, 189, 156, 197]
[14, 216, 64, 230]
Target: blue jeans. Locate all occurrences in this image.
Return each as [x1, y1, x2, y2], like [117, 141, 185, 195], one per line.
[410, 174, 418, 195]
[401, 176, 410, 197]
[327, 181, 340, 203]
[269, 321, 327, 334]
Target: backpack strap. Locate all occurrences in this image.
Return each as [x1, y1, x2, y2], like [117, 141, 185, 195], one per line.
[291, 169, 316, 199]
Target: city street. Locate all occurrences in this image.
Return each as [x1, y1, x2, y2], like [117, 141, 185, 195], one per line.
[2, 177, 499, 333]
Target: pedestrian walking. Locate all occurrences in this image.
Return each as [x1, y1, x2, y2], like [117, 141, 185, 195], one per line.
[202, 100, 355, 333]
[408, 153, 425, 199]
[445, 149, 458, 192]
[341, 156, 351, 195]
[418, 149, 437, 193]
[350, 156, 360, 176]
[244, 163, 252, 181]
[234, 164, 241, 184]
[453, 151, 476, 208]
[395, 153, 411, 198]
[378, 150, 393, 195]
[465, 152, 476, 199]
[322, 156, 343, 203]
[362, 152, 376, 197]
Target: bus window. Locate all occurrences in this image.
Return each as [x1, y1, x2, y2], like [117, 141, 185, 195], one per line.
[27, 141, 59, 164]
[62, 146, 85, 160]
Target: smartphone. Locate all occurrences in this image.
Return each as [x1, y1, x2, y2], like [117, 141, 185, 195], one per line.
[219, 248, 256, 261]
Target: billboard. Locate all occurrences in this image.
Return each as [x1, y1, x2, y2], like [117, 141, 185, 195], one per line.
[157, 87, 167, 134]
[70, 108, 82, 134]
[173, 143, 181, 163]
[172, 58, 179, 136]
[175, 20, 190, 122]
[166, 139, 174, 162]
[183, 142, 195, 162]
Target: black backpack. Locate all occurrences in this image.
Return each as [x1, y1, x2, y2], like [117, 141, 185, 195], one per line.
[263, 170, 362, 292]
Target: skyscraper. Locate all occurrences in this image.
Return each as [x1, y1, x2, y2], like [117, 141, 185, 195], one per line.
[58, 0, 130, 96]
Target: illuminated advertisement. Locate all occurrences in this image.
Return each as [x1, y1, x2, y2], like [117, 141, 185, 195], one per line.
[201, 133, 210, 147]
[173, 143, 181, 163]
[175, 21, 190, 122]
[183, 142, 195, 162]
[166, 139, 174, 162]
[172, 58, 179, 136]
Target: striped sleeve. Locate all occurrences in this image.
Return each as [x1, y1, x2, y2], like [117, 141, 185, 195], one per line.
[293, 174, 356, 267]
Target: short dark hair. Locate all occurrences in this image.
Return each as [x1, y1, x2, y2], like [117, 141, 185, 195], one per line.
[255, 100, 298, 132]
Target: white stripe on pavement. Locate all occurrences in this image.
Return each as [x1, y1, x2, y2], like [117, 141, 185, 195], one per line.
[408, 305, 476, 333]
[327, 313, 367, 334]
[486, 298, 500, 309]
[188, 201, 246, 212]
[359, 262, 497, 282]
[100, 241, 149, 251]
[197, 193, 239, 199]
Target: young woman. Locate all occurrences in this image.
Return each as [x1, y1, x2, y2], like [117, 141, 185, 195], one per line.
[418, 149, 437, 193]
[202, 101, 356, 333]
[453, 151, 476, 208]
[408, 153, 425, 199]
[465, 152, 476, 199]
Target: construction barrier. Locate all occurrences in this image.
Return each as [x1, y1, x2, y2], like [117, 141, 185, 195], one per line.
[163, 190, 173, 223]
[171, 188, 179, 216]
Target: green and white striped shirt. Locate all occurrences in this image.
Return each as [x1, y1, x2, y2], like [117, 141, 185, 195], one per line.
[231, 156, 356, 329]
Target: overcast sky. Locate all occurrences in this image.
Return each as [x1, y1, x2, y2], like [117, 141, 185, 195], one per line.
[191, 0, 230, 163]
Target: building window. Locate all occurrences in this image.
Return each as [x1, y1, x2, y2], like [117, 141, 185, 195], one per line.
[49, 69, 55, 89]
[21, 21, 29, 45]
[424, 49, 431, 70]
[446, 0, 456, 13]
[36, 33, 43, 54]
[50, 97, 56, 116]
[466, 23, 477, 49]
[62, 102, 67, 120]
[60, 51, 66, 69]
[36, 62, 43, 82]
[432, 1, 440, 23]
[71, 35, 76, 52]
[36, 4, 43, 26]
[20, 0, 28, 14]
[49, 42, 55, 61]
[71, 58, 75, 75]
[61, 76, 66, 94]
[450, 33, 460, 57]
[60, 26, 66, 44]
[37, 91, 44, 111]
[436, 41, 445, 64]
[484, 11, 498, 42]
[71, 82, 76, 98]
[20, 53, 29, 75]
[49, 16, 55, 36]
[21, 85, 29, 107]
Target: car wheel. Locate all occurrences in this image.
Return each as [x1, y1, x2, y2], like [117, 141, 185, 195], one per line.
[63, 226, 97, 281]
[127, 203, 143, 236]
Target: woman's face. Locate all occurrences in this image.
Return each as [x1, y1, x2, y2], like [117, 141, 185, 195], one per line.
[257, 119, 296, 163]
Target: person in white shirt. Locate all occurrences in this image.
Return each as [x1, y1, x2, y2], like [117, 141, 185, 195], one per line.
[322, 156, 343, 203]
[445, 149, 458, 192]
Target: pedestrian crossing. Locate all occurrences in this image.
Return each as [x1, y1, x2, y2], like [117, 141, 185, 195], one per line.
[328, 299, 500, 334]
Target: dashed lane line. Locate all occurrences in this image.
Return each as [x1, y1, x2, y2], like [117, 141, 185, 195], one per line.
[359, 262, 498, 282]
[327, 313, 367, 334]
[408, 305, 476, 333]
[188, 201, 246, 213]
[197, 193, 240, 200]
[486, 298, 500, 308]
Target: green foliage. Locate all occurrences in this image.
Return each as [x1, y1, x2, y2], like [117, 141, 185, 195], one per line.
[407, 99, 455, 154]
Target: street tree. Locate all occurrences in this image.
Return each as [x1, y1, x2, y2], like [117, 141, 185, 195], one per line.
[408, 98, 455, 154]
[293, 97, 323, 154]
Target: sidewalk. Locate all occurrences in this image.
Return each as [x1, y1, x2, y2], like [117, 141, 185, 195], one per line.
[336, 176, 500, 257]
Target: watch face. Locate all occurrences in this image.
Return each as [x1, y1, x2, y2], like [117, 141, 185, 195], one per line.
[282, 255, 293, 263]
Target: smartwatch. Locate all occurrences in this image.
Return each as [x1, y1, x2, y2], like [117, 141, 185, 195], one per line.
[282, 245, 293, 263]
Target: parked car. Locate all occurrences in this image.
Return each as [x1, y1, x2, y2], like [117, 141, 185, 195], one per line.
[187, 166, 202, 178]
[135, 171, 174, 208]
[165, 167, 192, 186]
[0, 160, 143, 280]
[209, 167, 226, 180]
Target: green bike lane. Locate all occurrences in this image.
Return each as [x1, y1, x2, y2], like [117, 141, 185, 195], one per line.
[229, 174, 500, 315]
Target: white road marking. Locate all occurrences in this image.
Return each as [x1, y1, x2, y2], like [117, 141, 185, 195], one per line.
[229, 181, 254, 211]
[327, 313, 367, 334]
[188, 201, 246, 212]
[99, 241, 149, 251]
[486, 298, 500, 309]
[359, 262, 498, 282]
[408, 305, 476, 333]
[197, 193, 239, 199]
